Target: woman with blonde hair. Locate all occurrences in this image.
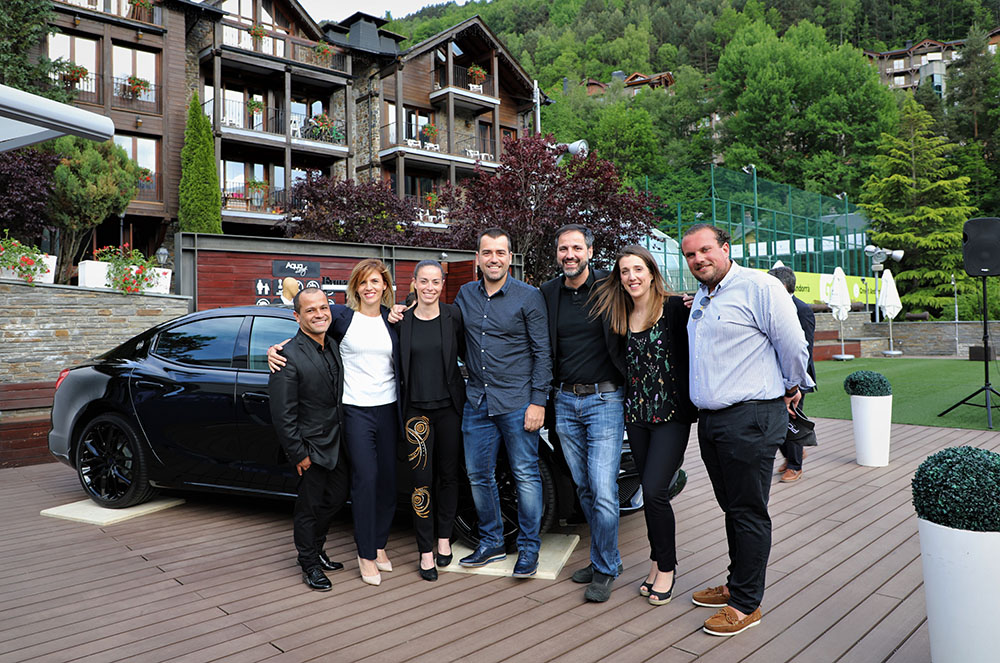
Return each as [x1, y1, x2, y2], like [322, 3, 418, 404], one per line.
[270, 258, 401, 586]
[590, 245, 696, 606]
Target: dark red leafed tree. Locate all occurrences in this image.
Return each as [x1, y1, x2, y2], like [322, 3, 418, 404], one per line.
[0, 148, 58, 242]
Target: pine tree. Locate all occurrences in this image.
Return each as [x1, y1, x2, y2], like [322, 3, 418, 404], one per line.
[178, 94, 222, 234]
[859, 96, 975, 315]
[946, 26, 998, 143]
[0, 0, 71, 101]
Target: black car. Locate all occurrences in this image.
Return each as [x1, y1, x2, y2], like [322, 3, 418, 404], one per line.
[49, 306, 653, 550]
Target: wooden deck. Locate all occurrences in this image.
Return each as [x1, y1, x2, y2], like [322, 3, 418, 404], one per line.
[2, 418, 995, 662]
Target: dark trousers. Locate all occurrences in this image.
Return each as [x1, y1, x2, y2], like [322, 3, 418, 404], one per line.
[404, 404, 462, 553]
[293, 457, 349, 571]
[698, 399, 787, 614]
[344, 402, 398, 559]
[779, 393, 805, 470]
[626, 420, 690, 573]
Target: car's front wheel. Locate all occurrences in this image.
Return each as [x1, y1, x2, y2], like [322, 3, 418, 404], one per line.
[75, 413, 157, 508]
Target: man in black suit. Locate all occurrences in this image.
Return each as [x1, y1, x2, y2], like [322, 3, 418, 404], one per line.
[768, 267, 816, 483]
[269, 287, 349, 591]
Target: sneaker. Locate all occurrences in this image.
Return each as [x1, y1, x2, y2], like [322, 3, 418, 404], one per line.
[780, 468, 803, 483]
[459, 544, 506, 568]
[512, 550, 539, 578]
[571, 562, 624, 584]
[692, 584, 730, 607]
[703, 606, 762, 636]
[584, 571, 615, 602]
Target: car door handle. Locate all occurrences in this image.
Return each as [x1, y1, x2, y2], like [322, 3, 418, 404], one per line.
[134, 380, 167, 390]
[242, 392, 269, 403]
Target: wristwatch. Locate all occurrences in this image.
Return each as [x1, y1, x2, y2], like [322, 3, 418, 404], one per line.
[785, 385, 799, 398]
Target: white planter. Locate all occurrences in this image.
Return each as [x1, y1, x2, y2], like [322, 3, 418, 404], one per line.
[78, 260, 110, 288]
[918, 518, 1000, 662]
[148, 268, 171, 294]
[850, 394, 892, 466]
[0, 254, 56, 283]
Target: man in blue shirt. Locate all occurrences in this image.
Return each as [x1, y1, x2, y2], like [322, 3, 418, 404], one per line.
[456, 228, 552, 578]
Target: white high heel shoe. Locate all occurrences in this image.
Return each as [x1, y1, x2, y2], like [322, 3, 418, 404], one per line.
[358, 557, 381, 586]
[375, 551, 392, 572]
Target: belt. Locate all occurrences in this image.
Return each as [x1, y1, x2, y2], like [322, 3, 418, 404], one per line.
[699, 396, 784, 414]
[559, 381, 619, 396]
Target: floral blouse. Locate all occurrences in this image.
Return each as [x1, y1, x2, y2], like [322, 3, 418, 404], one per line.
[625, 315, 677, 424]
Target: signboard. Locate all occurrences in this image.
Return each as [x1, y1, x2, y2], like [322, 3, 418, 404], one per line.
[761, 269, 871, 305]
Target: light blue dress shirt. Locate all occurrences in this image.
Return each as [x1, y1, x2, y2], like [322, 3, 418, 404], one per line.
[687, 262, 815, 410]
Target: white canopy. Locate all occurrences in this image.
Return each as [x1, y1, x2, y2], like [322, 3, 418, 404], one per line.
[0, 83, 114, 152]
[827, 267, 852, 322]
[878, 268, 903, 320]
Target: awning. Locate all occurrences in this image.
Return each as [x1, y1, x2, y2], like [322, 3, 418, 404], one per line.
[0, 83, 115, 152]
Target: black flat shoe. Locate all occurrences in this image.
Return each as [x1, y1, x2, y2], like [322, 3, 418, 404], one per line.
[419, 565, 438, 581]
[302, 567, 332, 591]
[436, 553, 453, 568]
[319, 551, 344, 571]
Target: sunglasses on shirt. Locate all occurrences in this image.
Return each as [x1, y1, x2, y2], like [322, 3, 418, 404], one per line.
[691, 295, 713, 320]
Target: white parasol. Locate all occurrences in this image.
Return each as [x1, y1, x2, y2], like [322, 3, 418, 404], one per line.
[827, 267, 854, 360]
[878, 268, 903, 355]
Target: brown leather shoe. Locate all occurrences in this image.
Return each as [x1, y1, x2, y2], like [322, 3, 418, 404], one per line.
[776, 461, 788, 474]
[691, 584, 730, 607]
[703, 606, 762, 636]
[780, 468, 803, 483]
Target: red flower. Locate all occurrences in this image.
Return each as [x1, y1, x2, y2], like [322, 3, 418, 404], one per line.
[20, 256, 34, 266]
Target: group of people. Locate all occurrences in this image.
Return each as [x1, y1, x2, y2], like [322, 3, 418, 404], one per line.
[267, 222, 814, 638]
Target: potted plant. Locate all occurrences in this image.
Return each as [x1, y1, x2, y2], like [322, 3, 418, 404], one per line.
[246, 179, 268, 205]
[86, 244, 159, 294]
[245, 98, 264, 115]
[313, 42, 332, 57]
[420, 123, 439, 142]
[125, 75, 150, 98]
[0, 230, 55, 285]
[132, 0, 153, 9]
[64, 64, 89, 85]
[138, 167, 153, 183]
[468, 63, 487, 86]
[912, 446, 1000, 662]
[844, 369, 892, 466]
[249, 24, 268, 40]
[424, 191, 439, 210]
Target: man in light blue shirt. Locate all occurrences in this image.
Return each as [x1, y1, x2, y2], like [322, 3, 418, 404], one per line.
[681, 224, 814, 637]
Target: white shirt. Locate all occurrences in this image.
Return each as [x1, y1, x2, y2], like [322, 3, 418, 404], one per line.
[339, 311, 396, 407]
[687, 262, 814, 410]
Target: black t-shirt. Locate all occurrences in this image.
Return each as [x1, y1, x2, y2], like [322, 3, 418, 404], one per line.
[556, 274, 621, 385]
[409, 315, 451, 408]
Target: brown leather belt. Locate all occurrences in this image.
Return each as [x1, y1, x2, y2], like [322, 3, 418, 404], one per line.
[559, 381, 619, 396]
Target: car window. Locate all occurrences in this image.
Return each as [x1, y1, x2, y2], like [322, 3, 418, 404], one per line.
[154, 317, 242, 368]
[248, 316, 299, 371]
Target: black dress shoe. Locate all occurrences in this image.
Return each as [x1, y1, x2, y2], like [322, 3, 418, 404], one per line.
[319, 551, 344, 571]
[302, 567, 332, 591]
[419, 565, 439, 581]
[436, 552, 453, 568]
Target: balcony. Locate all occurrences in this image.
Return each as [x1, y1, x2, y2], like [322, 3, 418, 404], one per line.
[431, 64, 499, 112]
[50, 72, 102, 105]
[289, 113, 346, 146]
[112, 76, 161, 114]
[133, 172, 161, 203]
[380, 123, 499, 165]
[54, 0, 161, 25]
[206, 99, 285, 136]
[403, 193, 449, 228]
[221, 182, 287, 215]
[217, 23, 348, 76]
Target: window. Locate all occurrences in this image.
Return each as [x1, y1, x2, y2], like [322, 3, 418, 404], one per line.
[248, 317, 299, 371]
[990, 44, 998, 55]
[113, 45, 157, 83]
[114, 135, 158, 172]
[928, 52, 942, 61]
[893, 59, 904, 70]
[920, 55, 928, 65]
[154, 318, 242, 368]
[49, 33, 98, 73]
[385, 103, 432, 142]
[893, 75, 905, 86]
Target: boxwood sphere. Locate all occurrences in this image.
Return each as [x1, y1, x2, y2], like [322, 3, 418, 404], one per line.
[843, 370, 892, 396]
[912, 446, 1000, 532]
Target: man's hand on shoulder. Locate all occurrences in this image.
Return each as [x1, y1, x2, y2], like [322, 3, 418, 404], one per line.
[524, 404, 544, 432]
[387, 303, 411, 324]
[267, 338, 292, 373]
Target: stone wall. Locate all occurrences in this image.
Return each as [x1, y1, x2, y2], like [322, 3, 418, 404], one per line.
[0, 280, 191, 384]
[861, 320, 1000, 357]
[815, 311, 876, 340]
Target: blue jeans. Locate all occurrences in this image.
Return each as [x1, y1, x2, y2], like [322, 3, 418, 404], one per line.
[462, 398, 543, 555]
[555, 387, 625, 576]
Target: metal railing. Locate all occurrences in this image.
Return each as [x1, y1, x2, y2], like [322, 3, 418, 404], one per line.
[205, 98, 285, 135]
[435, 64, 496, 97]
[112, 76, 161, 114]
[54, 0, 161, 24]
[219, 23, 348, 75]
[51, 71, 102, 105]
[221, 182, 287, 214]
[133, 172, 161, 202]
[289, 113, 345, 145]
[380, 124, 499, 162]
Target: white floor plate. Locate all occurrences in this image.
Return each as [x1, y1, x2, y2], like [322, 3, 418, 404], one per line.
[40, 498, 186, 525]
[443, 533, 580, 580]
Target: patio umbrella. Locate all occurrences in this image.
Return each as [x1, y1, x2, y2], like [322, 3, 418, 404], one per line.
[878, 268, 903, 355]
[827, 267, 854, 360]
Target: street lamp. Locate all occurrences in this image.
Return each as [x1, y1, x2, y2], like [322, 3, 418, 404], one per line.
[742, 164, 758, 266]
[864, 244, 904, 323]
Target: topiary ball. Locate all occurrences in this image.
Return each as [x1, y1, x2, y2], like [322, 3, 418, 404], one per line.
[844, 370, 892, 396]
[912, 446, 1000, 532]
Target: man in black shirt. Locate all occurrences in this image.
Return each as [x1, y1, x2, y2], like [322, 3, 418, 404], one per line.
[540, 224, 626, 602]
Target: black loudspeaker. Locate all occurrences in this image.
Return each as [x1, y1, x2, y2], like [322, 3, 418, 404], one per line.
[963, 217, 1000, 276]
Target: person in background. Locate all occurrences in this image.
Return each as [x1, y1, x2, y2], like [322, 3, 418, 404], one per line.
[589, 245, 697, 607]
[767, 266, 816, 483]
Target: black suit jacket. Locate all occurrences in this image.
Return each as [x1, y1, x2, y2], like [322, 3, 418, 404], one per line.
[268, 330, 345, 470]
[793, 295, 817, 391]
[398, 302, 466, 414]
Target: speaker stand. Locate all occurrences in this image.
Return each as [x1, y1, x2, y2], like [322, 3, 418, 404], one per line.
[938, 276, 1000, 428]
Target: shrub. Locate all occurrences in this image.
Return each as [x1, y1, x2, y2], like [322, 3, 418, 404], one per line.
[912, 446, 1000, 532]
[844, 370, 892, 396]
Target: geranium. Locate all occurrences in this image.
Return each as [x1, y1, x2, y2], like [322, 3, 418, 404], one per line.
[132, 0, 153, 9]
[313, 42, 332, 57]
[425, 191, 439, 209]
[126, 75, 151, 97]
[467, 64, 487, 85]
[93, 243, 158, 294]
[420, 123, 439, 141]
[0, 230, 50, 285]
[245, 98, 264, 114]
[249, 24, 267, 39]
[65, 64, 89, 84]
[138, 167, 153, 182]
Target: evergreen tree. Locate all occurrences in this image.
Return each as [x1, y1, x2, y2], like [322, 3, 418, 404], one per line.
[178, 94, 222, 234]
[913, 78, 945, 133]
[859, 96, 975, 315]
[48, 137, 138, 284]
[0, 0, 71, 101]
[947, 26, 998, 142]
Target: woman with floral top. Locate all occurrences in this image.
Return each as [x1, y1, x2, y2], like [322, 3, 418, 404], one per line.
[590, 245, 696, 607]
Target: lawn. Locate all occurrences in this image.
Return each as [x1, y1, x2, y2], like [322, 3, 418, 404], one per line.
[807, 357, 1000, 430]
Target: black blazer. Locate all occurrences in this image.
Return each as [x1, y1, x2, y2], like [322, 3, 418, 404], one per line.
[398, 302, 466, 414]
[327, 303, 404, 419]
[268, 330, 345, 470]
[793, 295, 817, 391]
[539, 269, 626, 381]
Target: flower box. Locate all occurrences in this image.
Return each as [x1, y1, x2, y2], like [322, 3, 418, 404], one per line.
[148, 268, 171, 294]
[78, 260, 110, 288]
[0, 254, 56, 284]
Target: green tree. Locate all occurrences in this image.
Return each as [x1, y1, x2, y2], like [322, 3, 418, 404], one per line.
[179, 94, 222, 234]
[0, 0, 71, 101]
[48, 137, 138, 284]
[592, 101, 662, 181]
[947, 26, 998, 142]
[859, 96, 975, 315]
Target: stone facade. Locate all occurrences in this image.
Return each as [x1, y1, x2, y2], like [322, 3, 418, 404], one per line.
[0, 281, 191, 384]
[352, 60, 382, 182]
[862, 320, 1000, 357]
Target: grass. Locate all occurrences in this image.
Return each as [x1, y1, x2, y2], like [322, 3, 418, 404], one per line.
[807, 357, 1000, 430]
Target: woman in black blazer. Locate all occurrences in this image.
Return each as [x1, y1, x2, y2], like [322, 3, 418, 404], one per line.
[397, 259, 466, 581]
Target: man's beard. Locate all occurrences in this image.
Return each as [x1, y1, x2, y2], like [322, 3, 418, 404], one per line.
[561, 256, 588, 278]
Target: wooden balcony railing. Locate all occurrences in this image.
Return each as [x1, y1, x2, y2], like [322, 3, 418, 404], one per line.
[435, 64, 496, 97]
[112, 76, 161, 114]
[54, 0, 162, 25]
[217, 22, 348, 75]
[221, 182, 287, 214]
[51, 71, 102, 105]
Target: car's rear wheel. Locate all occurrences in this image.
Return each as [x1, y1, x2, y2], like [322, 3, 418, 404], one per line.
[454, 453, 558, 553]
[75, 413, 157, 508]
